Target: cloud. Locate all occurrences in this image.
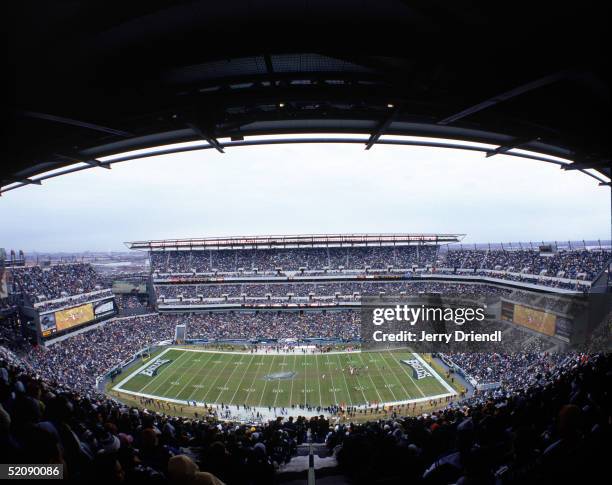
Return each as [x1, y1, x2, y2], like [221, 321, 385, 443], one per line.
[1, 144, 609, 251]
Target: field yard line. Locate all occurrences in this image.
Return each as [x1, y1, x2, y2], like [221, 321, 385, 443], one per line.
[368, 352, 402, 401]
[146, 350, 203, 397]
[179, 352, 217, 401]
[211, 352, 249, 404]
[335, 354, 354, 406]
[303, 353, 309, 406]
[324, 355, 339, 405]
[144, 350, 199, 396]
[346, 354, 372, 405]
[272, 353, 287, 408]
[384, 351, 425, 398]
[113, 347, 173, 391]
[373, 351, 411, 400]
[241, 355, 268, 406]
[228, 354, 256, 405]
[315, 354, 323, 408]
[139, 350, 194, 395]
[288, 354, 297, 406]
[115, 387, 453, 409]
[357, 353, 388, 403]
[258, 355, 278, 407]
[199, 354, 237, 404]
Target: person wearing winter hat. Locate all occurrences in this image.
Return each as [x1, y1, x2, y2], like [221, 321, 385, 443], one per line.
[98, 431, 121, 454]
[168, 455, 225, 485]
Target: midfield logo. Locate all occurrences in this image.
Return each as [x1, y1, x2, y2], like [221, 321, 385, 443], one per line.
[263, 371, 297, 381]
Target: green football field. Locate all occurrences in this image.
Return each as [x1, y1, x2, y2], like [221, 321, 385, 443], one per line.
[112, 348, 455, 408]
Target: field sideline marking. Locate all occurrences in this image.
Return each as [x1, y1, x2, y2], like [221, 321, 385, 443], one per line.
[134, 347, 360, 356]
[113, 348, 456, 411]
[113, 386, 455, 410]
[381, 351, 456, 399]
[412, 353, 456, 395]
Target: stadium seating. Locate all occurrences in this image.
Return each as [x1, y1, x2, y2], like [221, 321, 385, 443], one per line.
[150, 247, 610, 295]
[151, 246, 438, 273]
[1, 343, 608, 483]
[1, 248, 610, 483]
[443, 248, 610, 280]
[11, 263, 109, 304]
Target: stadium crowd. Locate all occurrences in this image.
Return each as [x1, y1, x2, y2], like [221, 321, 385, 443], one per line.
[438, 352, 566, 388]
[155, 281, 511, 303]
[151, 246, 438, 273]
[33, 289, 115, 312]
[17, 309, 558, 401]
[115, 294, 151, 316]
[11, 263, 107, 303]
[328, 352, 610, 484]
[22, 312, 360, 392]
[150, 247, 610, 293]
[1, 246, 609, 482]
[0, 344, 309, 484]
[1, 342, 608, 483]
[442, 248, 610, 280]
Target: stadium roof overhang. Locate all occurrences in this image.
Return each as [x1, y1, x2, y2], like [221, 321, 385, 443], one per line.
[7, 1, 610, 195]
[126, 233, 464, 251]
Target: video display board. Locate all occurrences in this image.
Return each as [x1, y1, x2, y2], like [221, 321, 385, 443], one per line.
[40, 313, 57, 337]
[55, 303, 95, 331]
[39, 298, 116, 339]
[501, 301, 556, 337]
[514, 304, 556, 336]
[93, 299, 116, 318]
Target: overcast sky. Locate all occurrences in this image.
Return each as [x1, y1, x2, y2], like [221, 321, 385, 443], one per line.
[1, 143, 610, 252]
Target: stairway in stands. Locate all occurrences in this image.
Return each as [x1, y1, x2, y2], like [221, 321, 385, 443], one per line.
[277, 443, 349, 484]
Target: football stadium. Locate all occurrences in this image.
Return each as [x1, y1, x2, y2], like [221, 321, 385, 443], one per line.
[2, 235, 610, 483]
[5, 2, 611, 484]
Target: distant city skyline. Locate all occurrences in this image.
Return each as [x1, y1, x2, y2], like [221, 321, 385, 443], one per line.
[1, 143, 610, 251]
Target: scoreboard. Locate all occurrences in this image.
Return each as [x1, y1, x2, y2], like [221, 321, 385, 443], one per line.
[39, 298, 116, 339]
[500, 300, 570, 341]
[55, 303, 95, 332]
[513, 304, 556, 336]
